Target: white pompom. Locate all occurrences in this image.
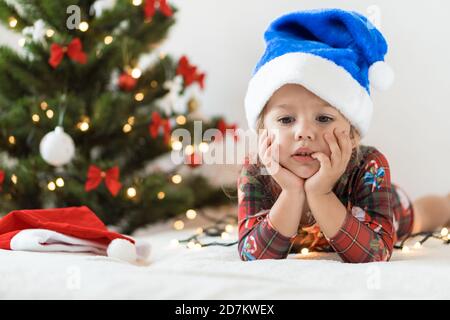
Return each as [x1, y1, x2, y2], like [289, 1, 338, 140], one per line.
[107, 238, 137, 263]
[369, 61, 394, 91]
[39, 126, 75, 166]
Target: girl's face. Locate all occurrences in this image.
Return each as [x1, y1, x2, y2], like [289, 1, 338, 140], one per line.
[262, 84, 354, 179]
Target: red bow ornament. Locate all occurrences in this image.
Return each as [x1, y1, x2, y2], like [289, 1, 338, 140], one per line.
[149, 112, 171, 144]
[216, 119, 239, 142]
[85, 165, 122, 197]
[49, 38, 87, 69]
[118, 72, 137, 91]
[176, 56, 205, 89]
[144, 0, 173, 21]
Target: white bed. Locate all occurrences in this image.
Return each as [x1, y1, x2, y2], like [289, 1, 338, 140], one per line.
[1, 206, 449, 300]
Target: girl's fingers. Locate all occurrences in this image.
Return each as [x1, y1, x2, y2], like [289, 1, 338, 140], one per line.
[311, 152, 331, 170]
[325, 129, 341, 167]
[338, 130, 353, 164]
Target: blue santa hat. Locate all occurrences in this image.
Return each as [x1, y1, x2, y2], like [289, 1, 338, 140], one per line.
[244, 8, 394, 137]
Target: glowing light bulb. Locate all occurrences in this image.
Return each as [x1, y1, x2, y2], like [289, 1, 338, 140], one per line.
[171, 174, 182, 184]
[55, 178, 64, 187]
[301, 248, 309, 255]
[402, 246, 410, 253]
[131, 68, 142, 79]
[40, 101, 48, 110]
[134, 92, 144, 101]
[8, 136, 16, 145]
[46, 109, 54, 119]
[32, 114, 40, 123]
[11, 174, 18, 184]
[413, 242, 422, 249]
[157, 191, 165, 199]
[184, 145, 194, 156]
[9, 17, 18, 28]
[48, 181, 56, 191]
[441, 228, 449, 237]
[79, 122, 89, 132]
[127, 187, 137, 198]
[18, 38, 26, 47]
[198, 142, 209, 153]
[123, 124, 132, 133]
[186, 209, 197, 220]
[78, 21, 89, 32]
[173, 220, 184, 230]
[104, 36, 113, 45]
[225, 224, 234, 233]
[176, 115, 186, 125]
[46, 29, 55, 37]
[171, 140, 182, 151]
[132, 0, 142, 5]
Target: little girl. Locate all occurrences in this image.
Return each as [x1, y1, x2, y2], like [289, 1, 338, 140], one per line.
[237, 8, 450, 263]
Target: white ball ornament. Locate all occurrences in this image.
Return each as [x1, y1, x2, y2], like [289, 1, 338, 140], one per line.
[39, 126, 75, 166]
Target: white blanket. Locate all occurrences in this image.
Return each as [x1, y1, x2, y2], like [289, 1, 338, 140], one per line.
[1, 225, 449, 299]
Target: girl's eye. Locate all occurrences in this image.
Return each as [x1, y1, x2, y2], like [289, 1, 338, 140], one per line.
[278, 116, 294, 124]
[316, 115, 333, 123]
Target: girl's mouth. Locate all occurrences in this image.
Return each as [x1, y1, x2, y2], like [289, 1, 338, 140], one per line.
[292, 152, 315, 163]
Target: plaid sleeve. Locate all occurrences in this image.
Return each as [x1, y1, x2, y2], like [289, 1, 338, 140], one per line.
[237, 163, 294, 261]
[325, 150, 395, 263]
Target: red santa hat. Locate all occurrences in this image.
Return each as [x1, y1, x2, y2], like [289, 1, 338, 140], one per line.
[0, 206, 150, 263]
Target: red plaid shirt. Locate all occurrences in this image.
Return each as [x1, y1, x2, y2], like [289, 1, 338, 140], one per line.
[237, 145, 414, 263]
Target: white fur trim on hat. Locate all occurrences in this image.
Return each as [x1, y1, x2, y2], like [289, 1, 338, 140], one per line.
[244, 52, 373, 137]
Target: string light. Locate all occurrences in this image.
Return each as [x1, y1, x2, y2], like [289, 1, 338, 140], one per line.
[440, 227, 448, 237]
[47, 181, 56, 191]
[11, 174, 18, 184]
[171, 174, 182, 184]
[301, 248, 310, 255]
[46, 109, 54, 119]
[221, 232, 230, 240]
[8, 17, 18, 28]
[77, 116, 90, 132]
[18, 38, 26, 47]
[32, 114, 40, 123]
[184, 145, 194, 156]
[123, 124, 132, 133]
[134, 92, 144, 101]
[8, 136, 16, 145]
[173, 220, 184, 230]
[40, 101, 48, 110]
[176, 209, 239, 249]
[46, 29, 54, 37]
[171, 140, 182, 151]
[127, 187, 137, 198]
[225, 224, 234, 233]
[131, 68, 142, 79]
[198, 142, 209, 153]
[157, 191, 165, 199]
[402, 245, 410, 253]
[186, 209, 197, 220]
[104, 36, 113, 45]
[55, 178, 64, 187]
[175, 115, 186, 125]
[150, 80, 158, 89]
[132, 0, 142, 6]
[78, 21, 89, 32]
[413, 242, 422, 249]
[127, 116, 135, 125]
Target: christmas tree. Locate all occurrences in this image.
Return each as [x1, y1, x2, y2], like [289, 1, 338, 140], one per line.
[0, 0, 237, 233]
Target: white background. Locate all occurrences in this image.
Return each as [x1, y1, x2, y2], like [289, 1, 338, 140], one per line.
[1, 0, 449, 199]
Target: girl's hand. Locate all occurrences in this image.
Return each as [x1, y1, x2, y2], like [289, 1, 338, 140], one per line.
[305, 128, 353, 197]
[258, 129, 305, 192]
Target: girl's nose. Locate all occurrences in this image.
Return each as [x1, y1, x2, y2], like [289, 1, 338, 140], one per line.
[294, 122, 314, 141]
